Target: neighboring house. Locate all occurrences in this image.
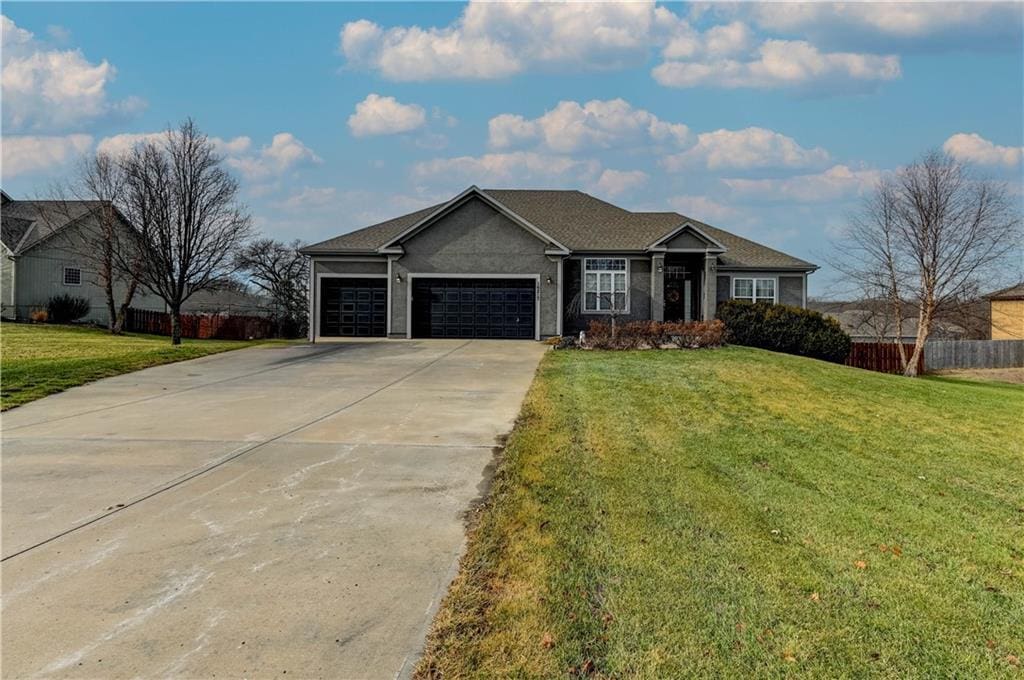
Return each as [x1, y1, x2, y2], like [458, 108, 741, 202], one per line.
[811, 301, 968, 343]
[181, 287, 273, 316]
[986, 283, 1024, 340]
[0, 190, 165, 324]
[299, 186, 817, 340]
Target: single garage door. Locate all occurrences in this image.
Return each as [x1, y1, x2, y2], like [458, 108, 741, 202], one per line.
[320, 277, 386, 337]
[411, 278, 536, 339]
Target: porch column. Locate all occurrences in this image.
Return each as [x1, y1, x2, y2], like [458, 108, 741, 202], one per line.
[702, 252, 717, 321]
[651, 254, 665, 322]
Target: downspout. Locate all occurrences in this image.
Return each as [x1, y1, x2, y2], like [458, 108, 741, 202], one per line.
[307, 256, 315, 343]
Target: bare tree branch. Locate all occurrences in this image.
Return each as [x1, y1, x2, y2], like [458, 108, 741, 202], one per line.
[235, 238, 308, 337]
[828, 149, 1022, 376]
[117, 118, 253, 344]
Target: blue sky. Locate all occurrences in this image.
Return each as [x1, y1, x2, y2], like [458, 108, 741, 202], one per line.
[2, 2, 1022, 294]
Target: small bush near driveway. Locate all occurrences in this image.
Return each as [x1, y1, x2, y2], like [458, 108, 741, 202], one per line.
[717, 300, 851, 363]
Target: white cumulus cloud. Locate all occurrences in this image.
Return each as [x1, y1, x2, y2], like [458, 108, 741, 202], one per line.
[340, 1, 671, 81]
[747, 2, 1021, 41]
[1, 15, 145, 132]
[723, 164, 883, 203]
[662, 127, 830, 171]
[594, 169, 648, 198]
[226, 133, 321, 180]
[489, 98, 689, 153]
[96, 130, 317, 181]
[654, 39, 900, 91]
[667, 195, 741, 222]
[1, 133, 93, 178]
[97, 131, 252, 159]
[348, 93, 427, 137]
[943, 133, 1023, 168]
[411, 151, 601, 189]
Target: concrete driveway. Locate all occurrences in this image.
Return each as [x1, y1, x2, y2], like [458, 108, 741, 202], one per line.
[1, 339, 546, 679]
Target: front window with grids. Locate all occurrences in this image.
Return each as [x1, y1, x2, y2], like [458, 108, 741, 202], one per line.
[63, 266, 82, 286]
[733, 277, 775, 303]
[583, 258, 627, 312]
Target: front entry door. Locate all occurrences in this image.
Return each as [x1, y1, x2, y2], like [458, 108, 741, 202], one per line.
[664, 266, 697, 322]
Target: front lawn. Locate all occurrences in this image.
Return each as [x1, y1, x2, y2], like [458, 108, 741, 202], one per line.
[0, 322, 267, 410]
[418, 347, 1023, 677]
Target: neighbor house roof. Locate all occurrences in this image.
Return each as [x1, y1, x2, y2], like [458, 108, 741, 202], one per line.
[986, 282, 1024, 301]
[301, 188, 815, 270]
[0, 198, 105, 254]
[825, 308, 966, 340]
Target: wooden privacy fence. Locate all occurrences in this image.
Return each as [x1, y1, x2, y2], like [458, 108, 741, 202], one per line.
[125, 307, 274, 340]
[845, 342, 922, 375]
[924, 340, 1024, 370]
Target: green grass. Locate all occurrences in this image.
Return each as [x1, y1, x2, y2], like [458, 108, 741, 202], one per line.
[418, 347, 1024, 678]
[1, 322, 272, 410]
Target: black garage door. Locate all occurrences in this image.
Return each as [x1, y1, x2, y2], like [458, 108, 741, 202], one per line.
[411, 278, 535, 339]
[320, 278, 386, 337]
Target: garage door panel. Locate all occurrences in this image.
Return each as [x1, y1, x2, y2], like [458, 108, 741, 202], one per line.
[321, 278, 386, 337]
[412, 278, 535, 339]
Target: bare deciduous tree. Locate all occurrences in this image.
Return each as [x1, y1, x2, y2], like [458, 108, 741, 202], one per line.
[119, 119, 252, 344]
[831, 150, 1021, 376]
[235, 238, 308, 337]
[35, 154, 143, 333]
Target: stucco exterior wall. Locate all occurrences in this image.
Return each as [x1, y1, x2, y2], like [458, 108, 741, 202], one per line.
[561, 257, 652, 334]
[779, 275, 804, 307]
[390, 197, 559, 337]
[665, 231, 709, 249]
[716, 271, 808, 309]
[314, 260, 387, 276]
[991, 299, 1024, 340]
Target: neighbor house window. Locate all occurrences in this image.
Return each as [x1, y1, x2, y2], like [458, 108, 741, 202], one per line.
[63, 266, 82, 286]
[733, 277, 775, 303]
[583, 258, 628, 312]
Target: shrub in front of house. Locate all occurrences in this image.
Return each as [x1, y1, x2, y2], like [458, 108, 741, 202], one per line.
[717, 300, 851, 363]
[583, 319, 724, 350]
[663, 320, 726, 349]
[46, 294, 91, 324]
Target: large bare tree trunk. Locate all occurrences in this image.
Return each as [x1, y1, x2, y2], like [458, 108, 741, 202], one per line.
[903, 304, 933, 377]
[103, 278, 117, 333]
[170, 305, 183, 346]
[113, 278, 138, 334]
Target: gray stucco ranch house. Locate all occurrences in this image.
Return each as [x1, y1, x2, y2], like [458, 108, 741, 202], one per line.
[300, 186, 817, 341]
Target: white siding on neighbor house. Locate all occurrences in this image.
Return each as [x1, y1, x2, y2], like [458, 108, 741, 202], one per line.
[1, 243, 15, 317]
[11, 219, 164, 324]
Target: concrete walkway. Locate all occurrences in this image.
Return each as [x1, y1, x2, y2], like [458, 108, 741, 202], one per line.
[1, 339, 546, 679]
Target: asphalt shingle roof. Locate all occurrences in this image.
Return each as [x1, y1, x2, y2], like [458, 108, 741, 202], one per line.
[300, 188, 815, 270]
[0, 199, 103, 254]
[986, 282, 1024, 300]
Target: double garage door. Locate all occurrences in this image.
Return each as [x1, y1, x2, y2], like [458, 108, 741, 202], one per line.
[320, 277, 537, 339]
[412, 278, 536, 339]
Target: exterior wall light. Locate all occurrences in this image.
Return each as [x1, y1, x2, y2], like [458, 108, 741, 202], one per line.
[546, 276, 553, 284]
[395, 273, 402, 283]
